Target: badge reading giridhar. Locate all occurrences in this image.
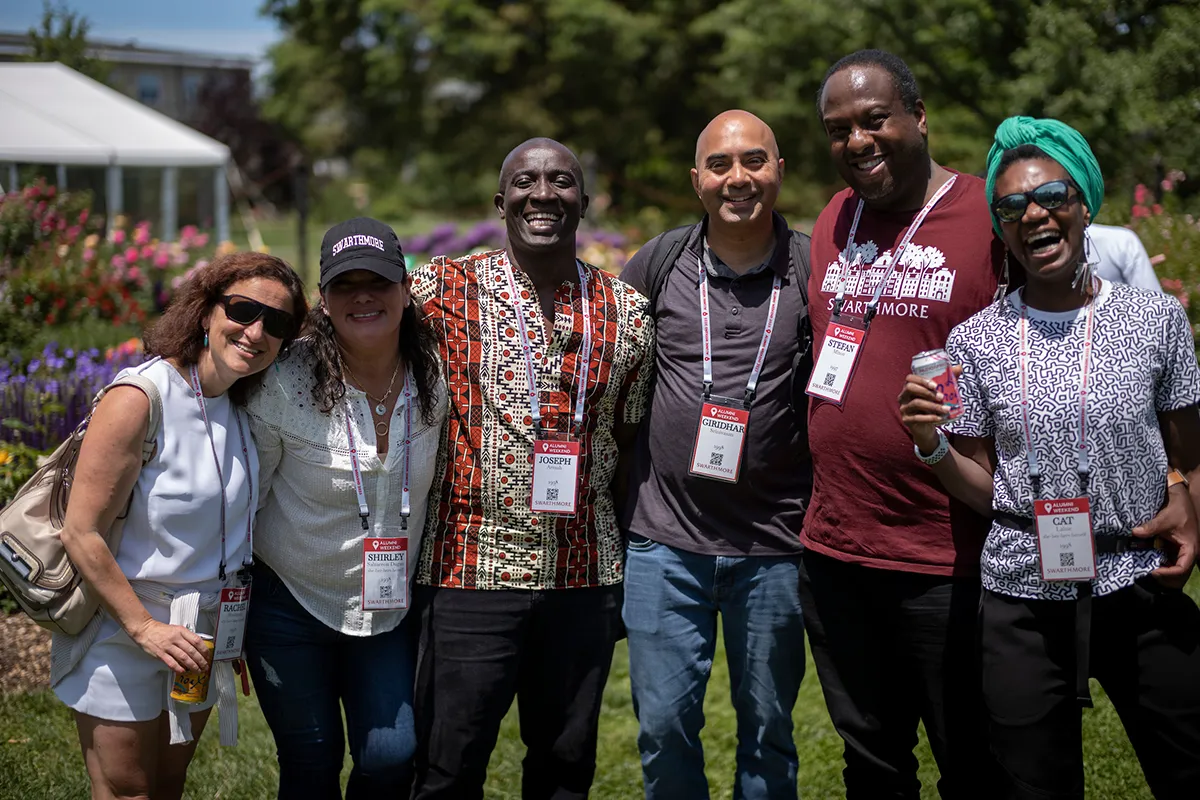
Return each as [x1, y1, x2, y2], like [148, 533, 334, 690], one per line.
[689, 400, 749, 483]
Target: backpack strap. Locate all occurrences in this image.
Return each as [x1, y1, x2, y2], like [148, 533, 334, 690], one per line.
[787, 229, 814, 357]
[644, 224, 696, 310]
[94, 373, 164, 464]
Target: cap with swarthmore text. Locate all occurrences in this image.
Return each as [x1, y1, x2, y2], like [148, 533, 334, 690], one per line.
[319, 217, 407, 289]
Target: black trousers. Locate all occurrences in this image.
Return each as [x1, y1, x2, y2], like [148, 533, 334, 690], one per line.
[410, 583, 623, 800]
[798, 550, 998, 799]
[981, 581, 1200, 800]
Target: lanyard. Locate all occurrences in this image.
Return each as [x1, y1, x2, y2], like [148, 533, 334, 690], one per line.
[833, 174, 958, 323]
[1016, 284, 1097, 496]
[502, 256, 592, 435]
[698, 249, 781, 407]
[344, 372, 413, 532]
[189, 365, 253, 582]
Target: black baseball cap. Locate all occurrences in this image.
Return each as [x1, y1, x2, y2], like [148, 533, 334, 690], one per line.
[319, 217, 407, 289]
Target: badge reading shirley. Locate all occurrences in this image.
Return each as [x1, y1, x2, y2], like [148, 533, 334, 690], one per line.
[806, 317, 867, 405]
[212, 585, 251, 662]
[362, 529, 408, 611]
[1034, 498, 1098, 582]
[689, 398, 748, 483]
[531, 435, 581, 515]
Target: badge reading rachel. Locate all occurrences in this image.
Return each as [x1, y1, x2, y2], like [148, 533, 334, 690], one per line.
[689, 402, 749, 483]
[361, 534, 407, 611]
[531, 437, 581, 515]
[213, 586, 251, 662]
[806, 319, 867, 405]
[1034, 498, 1098, 582]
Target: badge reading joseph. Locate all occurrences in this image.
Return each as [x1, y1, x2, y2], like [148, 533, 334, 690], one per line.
[689, 402, 749, 483]
[1034, 498, 1098, 582]
[531, 438, 581, 515]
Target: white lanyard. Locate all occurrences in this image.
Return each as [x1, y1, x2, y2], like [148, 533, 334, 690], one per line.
[344, 373, 413, 532]
[189, 365, 252, 582]
[502, 256, 592, 435]
[1016, 285, 1097, 494]
[833, 174, 958, 322]
[698, 252, 781, 407]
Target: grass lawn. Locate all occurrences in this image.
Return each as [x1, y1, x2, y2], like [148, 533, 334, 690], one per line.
[5, 575, 1196, 800]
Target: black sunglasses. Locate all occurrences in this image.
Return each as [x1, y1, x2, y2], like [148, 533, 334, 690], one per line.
[992, 179, 1078, 223]
[219, 294, 296, 339]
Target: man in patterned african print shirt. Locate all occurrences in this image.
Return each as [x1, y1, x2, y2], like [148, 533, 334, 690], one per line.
[410, 138, 655, 799]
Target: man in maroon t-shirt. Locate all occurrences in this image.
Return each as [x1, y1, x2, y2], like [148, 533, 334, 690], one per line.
[800, 49, 1004, 799]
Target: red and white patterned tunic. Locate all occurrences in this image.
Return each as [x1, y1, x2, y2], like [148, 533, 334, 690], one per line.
[412, 249, 655, 590]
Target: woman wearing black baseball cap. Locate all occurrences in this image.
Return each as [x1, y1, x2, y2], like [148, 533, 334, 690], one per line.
[244, 217, 447, 797]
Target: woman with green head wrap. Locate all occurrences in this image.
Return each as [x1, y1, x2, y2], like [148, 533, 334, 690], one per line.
[897, 115, 1200, 798]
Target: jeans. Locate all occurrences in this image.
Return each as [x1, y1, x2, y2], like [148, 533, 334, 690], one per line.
[623, 535, 806, 800]
[798, 550, 996, 800]
[244, 562, 417, 800]
[411, 584, 623, 800]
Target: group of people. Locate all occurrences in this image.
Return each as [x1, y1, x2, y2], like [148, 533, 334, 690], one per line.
[47, 47, 1199, 800]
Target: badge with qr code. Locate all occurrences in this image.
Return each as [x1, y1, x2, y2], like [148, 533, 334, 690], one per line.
[362, 531, 407, 611]
[531, 434, 580, 516]
[1034, 498, 1098, 581]
[213, 586, 251, 661]
[689, 396, 749, 483]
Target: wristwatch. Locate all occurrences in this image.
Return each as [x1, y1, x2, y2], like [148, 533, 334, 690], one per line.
[914, 430, 950, 465]
[1167, 469, 1190, 489]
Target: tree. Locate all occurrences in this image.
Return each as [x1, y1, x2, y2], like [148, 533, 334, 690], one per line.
[23, 1, 108, 84]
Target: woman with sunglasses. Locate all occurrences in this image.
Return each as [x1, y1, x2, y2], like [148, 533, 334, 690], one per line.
[244, 218, 445, 799]
[897, 116, 1200, 798]
[52, 252, 306, 799]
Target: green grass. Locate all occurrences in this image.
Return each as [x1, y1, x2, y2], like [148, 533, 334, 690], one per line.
[4, 576, 1196, 800]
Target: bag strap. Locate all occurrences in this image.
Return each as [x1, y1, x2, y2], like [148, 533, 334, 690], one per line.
[645, 224, 696, 311]
[92, 373, 164, 464]
[788, 229, 814, 356]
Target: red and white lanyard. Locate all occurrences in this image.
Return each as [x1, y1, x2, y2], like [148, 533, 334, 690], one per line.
[502, 256, 592, 435]
[698, 250, 781, 406]
[345, 373, 413, 531]
[1017, 285, 1097, 494]
[833, 174, 958, 323]
[189, 365, 253, 582]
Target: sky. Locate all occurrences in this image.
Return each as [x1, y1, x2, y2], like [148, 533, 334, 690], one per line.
[0, 0, 281, 60]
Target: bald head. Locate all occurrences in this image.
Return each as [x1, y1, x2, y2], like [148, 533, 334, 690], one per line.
[499, 137, 585, 193]
[695, 110, 779, 168]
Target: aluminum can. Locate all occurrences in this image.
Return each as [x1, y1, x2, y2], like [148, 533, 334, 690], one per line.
[170, 634, 214, 704]
[911, 349, 963, 420]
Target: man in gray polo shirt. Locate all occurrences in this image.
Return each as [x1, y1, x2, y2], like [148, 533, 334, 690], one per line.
[619, 109, 813, 799]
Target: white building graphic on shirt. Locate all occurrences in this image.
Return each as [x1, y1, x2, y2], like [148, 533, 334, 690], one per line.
[822, 240, 955, 303]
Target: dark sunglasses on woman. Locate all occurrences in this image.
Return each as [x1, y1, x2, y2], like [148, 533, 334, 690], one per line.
[220, 294, 297, 339]
[991, 179, 1079, 223]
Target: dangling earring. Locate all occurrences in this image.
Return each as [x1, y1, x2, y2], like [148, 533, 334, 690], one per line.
[1072, 230, 1097, 294]
[994, 251, 1011, 303]
[203, 330, 209, 348]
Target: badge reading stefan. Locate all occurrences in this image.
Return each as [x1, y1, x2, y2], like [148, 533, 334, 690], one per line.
[1034, 498, 1098, 582]
[531, 437, 581, 515]
[689, 401, 749, 483]
[361, 533, 407, 611]
[806, 319, 867, 405]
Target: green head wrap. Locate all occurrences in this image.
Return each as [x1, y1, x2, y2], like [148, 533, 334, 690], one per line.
[984, 115, 1103, 237]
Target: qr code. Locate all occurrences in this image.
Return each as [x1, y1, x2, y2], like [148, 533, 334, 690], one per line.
[709, 452, 724, 467]
[378, 582, 393, 599]
[823, 372, 837, 387]
[1059, 552, 1076, 568]
[224, 635, 237, 651]
[547, 488, 559, 502]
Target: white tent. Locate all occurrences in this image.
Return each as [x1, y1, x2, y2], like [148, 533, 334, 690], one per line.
[0, 62, 230, 242]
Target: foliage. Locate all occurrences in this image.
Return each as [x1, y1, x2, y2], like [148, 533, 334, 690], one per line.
[1132, 173, 1200, 344]
[22, 0, 108, 83]
[263, 0, 1200, 219]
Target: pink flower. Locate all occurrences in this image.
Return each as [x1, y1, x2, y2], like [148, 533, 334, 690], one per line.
[1152, 204, 1164, 215]
[1161, 278, 1183, 292]
[193, 233, 209, 247]
[1132, 205, 1150, 219]
[111, 254, 126, 270]
[1162, 179, 1174, 193]
[1134, 184, 1151, 205]
[125, 246, 140, 262]
[134, 225, 151, 246]
[153, 250, 169, 268]
[128, 267, 143, 283]
[1175, 292, 1190, 309]
[78, 209, 89, 225]
[66, 225, 81, 241]
[181, 224, 199, 239]
[141, 245, 156, 260]
[112, 229, 126, 244]
[82, 247, 96, 262]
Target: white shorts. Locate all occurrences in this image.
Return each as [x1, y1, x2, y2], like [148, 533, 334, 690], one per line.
[53, 601, 217, 723]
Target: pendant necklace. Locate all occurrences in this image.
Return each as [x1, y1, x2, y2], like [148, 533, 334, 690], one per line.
[342, 357, 402, 416]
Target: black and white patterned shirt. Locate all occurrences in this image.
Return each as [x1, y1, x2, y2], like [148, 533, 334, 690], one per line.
[946, 280, 1200, 600]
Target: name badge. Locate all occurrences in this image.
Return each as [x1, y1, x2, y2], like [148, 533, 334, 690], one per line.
[806, 317, 867, 405]
[531, 435, 580, 515]
[362, 531, 408, 611]
[1034, 498, 1098, 581]
[689, 398, 748, 483]
[213, 585, 251, 662]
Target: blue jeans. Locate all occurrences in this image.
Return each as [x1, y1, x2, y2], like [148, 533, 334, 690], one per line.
[244, 562, 417, 800]
[622, 535, 806, 800]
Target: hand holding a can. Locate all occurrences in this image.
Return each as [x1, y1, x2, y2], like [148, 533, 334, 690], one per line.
[129, 618, 213, 675]
[898, 363, 963, 455]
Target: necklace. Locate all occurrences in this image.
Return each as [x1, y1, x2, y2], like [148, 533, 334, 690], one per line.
[342, 357, 401, 415]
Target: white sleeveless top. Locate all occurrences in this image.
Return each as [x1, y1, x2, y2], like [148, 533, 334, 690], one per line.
[113, 358, 256, 586]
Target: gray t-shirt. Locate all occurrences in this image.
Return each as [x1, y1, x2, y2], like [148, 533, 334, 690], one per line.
[620, 213, 811, 556]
